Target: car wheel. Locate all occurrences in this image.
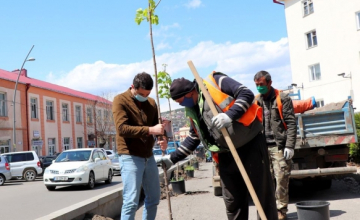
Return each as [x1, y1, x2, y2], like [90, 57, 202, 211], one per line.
[0, 174, 5, 186]
[46, 186, 56, 191]
[87, 172, 95, 189]
[23, 169, 36, 181]
[105, 169, 113, 184]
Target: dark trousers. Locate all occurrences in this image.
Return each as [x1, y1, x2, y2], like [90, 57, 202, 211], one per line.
[219, 133, 278, 220]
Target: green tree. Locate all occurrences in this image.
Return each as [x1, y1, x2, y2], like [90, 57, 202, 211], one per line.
[135, 0, 162, 124]
[349, 112, 360, 163]
[157, 65, 182, 181]
[135, 3, 174, 219]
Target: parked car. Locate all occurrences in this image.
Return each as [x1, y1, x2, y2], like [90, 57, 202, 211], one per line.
[39, 156, 57, 172]
[2, 151, 42, 181]
[153, 149, 170, 166]
[105, 150, 115, 160]
[43, 148, 113, 191]
[0, 155, 11, 186]
[111, 153, 120, 176]
[167, 141, 180, 154]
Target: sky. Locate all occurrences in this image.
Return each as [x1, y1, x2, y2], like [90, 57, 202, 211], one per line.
[0, 0, 291, 112]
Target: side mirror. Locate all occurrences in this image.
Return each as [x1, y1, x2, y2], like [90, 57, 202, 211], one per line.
[95, 158, 101, 163]
[52, 160, 55, 164]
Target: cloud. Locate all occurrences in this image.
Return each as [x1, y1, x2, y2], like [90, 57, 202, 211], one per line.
[156, 42, 171, 50]
[185, 0, 202, 9]
[47, 38, 291, 111]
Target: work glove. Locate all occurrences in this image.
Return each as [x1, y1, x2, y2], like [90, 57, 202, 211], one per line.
[211, 113, 232, 129]
[284, 147, 294, 160]
[155, 155, 173, 170]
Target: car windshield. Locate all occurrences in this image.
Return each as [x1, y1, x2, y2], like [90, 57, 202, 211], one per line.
[55, 151, 91, 162]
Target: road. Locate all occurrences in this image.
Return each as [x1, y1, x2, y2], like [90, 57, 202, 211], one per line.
[2, 166, 168, 220]
[1, 175, 123, 220]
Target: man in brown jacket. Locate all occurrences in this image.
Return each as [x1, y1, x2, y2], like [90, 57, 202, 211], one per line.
[112, 72, 169, 220]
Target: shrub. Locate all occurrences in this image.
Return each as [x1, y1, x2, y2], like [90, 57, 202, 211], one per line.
[184, 165, 195, 171]
[349, 113, 360, 163]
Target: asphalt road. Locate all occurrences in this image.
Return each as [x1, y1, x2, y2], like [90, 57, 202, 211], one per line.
[1, 165, 169, 220]
[1, 174, 123, 220]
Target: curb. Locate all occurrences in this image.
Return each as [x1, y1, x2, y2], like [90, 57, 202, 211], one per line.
[36, 159, 191, 220]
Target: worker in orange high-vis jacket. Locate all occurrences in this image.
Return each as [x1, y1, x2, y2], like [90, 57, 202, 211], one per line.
[157, 72, 278, 220]
[254, 70, 297, 220]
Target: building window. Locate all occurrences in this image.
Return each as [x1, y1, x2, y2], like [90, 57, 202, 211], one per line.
[316, 100, 324, 108]
[62, 103, 69, 122]
[104, 110, 109, 120]
[76, 105, 82, 122]
[64, 137, 70, 150]
[77, 137, 83, 148]
[309, 63, 321, 81]
[30, 98, 38, 119]
[87, 108, 93, 123]
[46, 101, 54, 120]
[306, 30, 317, 48]
[303, 0, 314, 16]
[48, 138, 56, 155]
[356, 12, 360, 30]
[0, 93, 7, 117]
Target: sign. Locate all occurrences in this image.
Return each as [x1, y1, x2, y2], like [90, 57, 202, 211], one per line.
[32, 140, 43, 146]
[33, 130, 40, 138]
[88, 140, 95, 147]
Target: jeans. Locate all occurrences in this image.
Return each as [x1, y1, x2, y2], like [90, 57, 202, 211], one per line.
[119, 154, 160, 220]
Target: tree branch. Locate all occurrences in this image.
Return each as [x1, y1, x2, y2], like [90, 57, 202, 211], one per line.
[155, 0, 162, 9]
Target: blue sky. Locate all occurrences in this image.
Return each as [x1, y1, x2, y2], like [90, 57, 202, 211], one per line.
[0, 0, 291, 111]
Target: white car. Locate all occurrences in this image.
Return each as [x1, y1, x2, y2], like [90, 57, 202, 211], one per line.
[43, 148, 113, 191]
[105, 150, 115, 160]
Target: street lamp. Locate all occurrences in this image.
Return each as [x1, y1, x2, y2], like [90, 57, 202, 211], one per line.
[337, 72, 353, 100]
[12, 45, 35, 152]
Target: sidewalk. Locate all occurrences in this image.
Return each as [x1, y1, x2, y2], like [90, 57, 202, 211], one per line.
[135, 161, 227, 220]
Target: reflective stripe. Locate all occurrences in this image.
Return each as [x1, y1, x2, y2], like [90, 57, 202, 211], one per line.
[178, 147, 190, 156]
[234, 103, 247, 112]
[189, 135, 200, 140]
[218, 96, 234, 109]
[236, 99, 250, 109]
[180, 145, 192, 154]
[218, 76, 227, 90]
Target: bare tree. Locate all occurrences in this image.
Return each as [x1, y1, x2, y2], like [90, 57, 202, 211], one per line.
[86, 93, 115, 149]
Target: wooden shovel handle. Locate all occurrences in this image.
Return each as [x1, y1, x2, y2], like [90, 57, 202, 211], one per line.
[187, 60, 267, 220]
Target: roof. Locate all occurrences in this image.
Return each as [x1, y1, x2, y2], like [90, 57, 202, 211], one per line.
[0, 68, 111, 104]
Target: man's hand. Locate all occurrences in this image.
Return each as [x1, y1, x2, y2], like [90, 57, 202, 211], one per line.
[155, 155, 173, 170]
[284, 147, 294, 160]
[157, 137, 168, 151]
[149, 124, 164, 135]
[211, 113, 232, 129]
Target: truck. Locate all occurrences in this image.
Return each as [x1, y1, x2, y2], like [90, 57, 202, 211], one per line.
[290, 99, 358, 189]
[212, 98, 358, 196]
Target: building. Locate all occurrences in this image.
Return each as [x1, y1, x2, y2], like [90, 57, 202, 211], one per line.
[0, 68, 115, 155]
[276, 0, 360, 108]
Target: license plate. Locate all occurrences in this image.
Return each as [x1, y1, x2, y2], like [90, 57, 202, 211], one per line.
[54, 176, 68, 181]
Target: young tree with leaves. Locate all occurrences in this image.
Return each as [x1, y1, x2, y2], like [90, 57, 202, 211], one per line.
[135, 1, 173, 219]
[157, 67, 181, 181]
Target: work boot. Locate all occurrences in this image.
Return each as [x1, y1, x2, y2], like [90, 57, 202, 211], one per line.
[278, 211, 287, 220]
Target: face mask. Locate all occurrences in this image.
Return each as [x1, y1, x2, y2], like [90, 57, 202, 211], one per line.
[257, 86, 268, 95]
[180, 96, 195, 107]
[135, 94, 148, 102]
